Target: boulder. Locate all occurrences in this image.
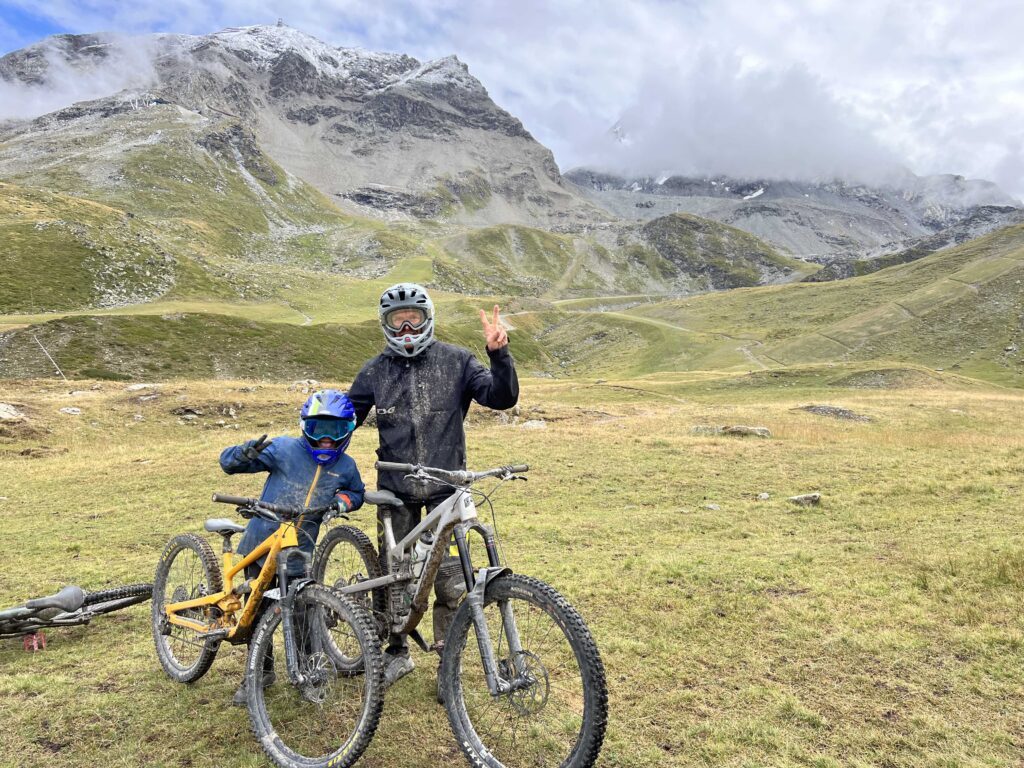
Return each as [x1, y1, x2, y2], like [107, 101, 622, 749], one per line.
[795, 404, 871, 422]
[788, 493, 821, 507]
[0, 403, 24, 421]
[691, 425, 771, 438]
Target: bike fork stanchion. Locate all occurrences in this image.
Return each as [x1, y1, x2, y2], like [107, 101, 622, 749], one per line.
[275, 554, 306, 687]
[454, 526, 476, 590]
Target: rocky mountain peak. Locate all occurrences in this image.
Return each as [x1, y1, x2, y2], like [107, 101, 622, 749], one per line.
[0, 24, 593, 228]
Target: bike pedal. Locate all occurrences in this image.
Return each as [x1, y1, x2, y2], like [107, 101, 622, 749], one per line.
[195, 628, 229, 641]
[23, 632, 46, 652]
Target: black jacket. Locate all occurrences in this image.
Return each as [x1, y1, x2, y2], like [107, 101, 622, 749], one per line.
[348, 341, 519, 499]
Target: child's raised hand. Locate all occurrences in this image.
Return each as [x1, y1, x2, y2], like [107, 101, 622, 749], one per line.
[241, 434, 270, 461]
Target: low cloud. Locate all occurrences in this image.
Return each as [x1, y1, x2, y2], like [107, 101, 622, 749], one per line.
[1, 1, 1022, 197]
[0, 34, 158, 121]
[576, 51, 902, 184]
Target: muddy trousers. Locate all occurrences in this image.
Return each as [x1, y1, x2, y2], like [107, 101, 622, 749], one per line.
[378, 501, 466, 654]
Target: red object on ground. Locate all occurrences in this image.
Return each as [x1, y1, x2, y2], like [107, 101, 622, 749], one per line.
[23, 632, 46, 651]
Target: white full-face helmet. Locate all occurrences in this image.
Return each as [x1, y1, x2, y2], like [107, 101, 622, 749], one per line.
[379, 283, 435, 357]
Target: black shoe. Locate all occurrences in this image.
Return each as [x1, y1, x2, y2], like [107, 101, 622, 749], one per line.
[231, 671, 277, 707]
[383, 651, 415, 688]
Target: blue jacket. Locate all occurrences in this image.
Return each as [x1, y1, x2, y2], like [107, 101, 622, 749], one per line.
[219, 436, 365, 564]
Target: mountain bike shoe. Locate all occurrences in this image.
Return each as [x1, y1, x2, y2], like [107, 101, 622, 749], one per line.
[383, 651, 415, 688]
[232, 671, 277, 706]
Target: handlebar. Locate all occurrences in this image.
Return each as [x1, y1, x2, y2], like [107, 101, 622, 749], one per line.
[211, 493, 334, 521]
[374, 461, 529, 485]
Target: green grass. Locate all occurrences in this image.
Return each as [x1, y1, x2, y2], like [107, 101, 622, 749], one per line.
[610, 223, 1024, 385]
[1, 376, 1022, 766]
[0, 311, 554, 380]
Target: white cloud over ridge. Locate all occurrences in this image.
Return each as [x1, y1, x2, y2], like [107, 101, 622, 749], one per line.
[0, 34, 159, 121]
[2, 0, 1023, 196]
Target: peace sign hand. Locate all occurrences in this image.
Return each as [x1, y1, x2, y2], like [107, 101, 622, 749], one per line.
[241, 434, 271, 461]
[479, 304, 509, 351]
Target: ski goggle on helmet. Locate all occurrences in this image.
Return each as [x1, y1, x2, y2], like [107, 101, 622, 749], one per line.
[299, 389, 356, 465]
[379, 283, 434, 357]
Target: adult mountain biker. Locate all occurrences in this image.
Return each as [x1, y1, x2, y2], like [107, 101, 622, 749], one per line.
[347, 283, 519, 691]
[219, 388, 365, 705]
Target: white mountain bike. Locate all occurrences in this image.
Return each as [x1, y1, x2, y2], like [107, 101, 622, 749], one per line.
[313, 461, 608, 768]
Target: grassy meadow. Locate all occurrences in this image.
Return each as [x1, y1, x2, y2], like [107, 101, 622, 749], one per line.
[1, 371, 1023, 767]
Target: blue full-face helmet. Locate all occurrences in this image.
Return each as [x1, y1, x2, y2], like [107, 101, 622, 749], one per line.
[299, 389, 357, 465]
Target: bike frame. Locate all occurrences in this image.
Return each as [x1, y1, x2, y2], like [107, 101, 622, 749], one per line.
[337, 482, 527, 696]
[163, 519, 306, 642]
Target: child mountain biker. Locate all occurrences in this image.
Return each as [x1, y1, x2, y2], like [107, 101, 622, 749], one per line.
[219, 388, 365, 705]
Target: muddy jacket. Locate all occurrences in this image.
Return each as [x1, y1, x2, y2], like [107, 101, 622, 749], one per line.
[348, 341, 519, 499]
[219, 436, 365, 563]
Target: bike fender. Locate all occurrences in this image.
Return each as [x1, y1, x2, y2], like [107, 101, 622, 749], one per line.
[268, 578, 318, 602]
[463, 566, 511, 608]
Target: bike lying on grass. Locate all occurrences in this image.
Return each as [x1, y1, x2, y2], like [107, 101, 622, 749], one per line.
[314, 461, 608, 768]
[151, 495, 383, 768]
[0, 583, 152, 650]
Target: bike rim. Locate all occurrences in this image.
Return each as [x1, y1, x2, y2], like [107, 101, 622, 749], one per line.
[455, 594, 588, 767]
[252, 591, 372, 761]
[159, 546, 212, 669]
[320, 541, 374, 615]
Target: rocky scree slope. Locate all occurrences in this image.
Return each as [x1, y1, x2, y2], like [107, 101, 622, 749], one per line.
[566, 169, 1021, 264]
[0, 25, 808, 302]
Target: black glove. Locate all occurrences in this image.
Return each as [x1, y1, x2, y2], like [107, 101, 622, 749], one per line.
[241, 434, 270, 461]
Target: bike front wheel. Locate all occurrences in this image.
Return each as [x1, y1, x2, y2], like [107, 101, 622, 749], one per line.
[247, 583, 384, 768]
[441, 574, 608, 768]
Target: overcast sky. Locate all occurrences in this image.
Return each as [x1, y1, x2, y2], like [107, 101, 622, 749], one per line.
[2, 0, 1023, 196]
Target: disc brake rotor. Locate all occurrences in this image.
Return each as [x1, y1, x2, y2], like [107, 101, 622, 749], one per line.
[500, 651, 549, 716]
[300, 651, 337, 704]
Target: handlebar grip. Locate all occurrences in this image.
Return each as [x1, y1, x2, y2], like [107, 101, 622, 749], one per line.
[212, 493, 255, 506]
[375, 461, 415, 472]
[509, 464, 529, 473]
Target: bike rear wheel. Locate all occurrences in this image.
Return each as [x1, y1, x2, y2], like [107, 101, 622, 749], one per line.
[247, 583, 384, 768]
[151, 534, 223, 683]
[441, 574, 608, 768]
[312, 525, 388, 641]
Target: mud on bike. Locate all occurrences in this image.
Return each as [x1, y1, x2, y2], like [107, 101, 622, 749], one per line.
[151, 495, 384, 768]
[313, 461, 608, 768]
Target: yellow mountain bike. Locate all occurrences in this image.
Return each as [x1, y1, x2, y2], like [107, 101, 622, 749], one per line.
[151, 494, 384, 768]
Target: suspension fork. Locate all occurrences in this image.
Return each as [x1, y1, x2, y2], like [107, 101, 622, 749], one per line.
[456, 524, 526, 694]
[276, 549, 313, 686]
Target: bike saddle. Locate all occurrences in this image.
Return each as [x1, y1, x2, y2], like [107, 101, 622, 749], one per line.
[25, 585, 85, 613]
[363, 490, 404, 508]
[204, 518, 246, 537]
